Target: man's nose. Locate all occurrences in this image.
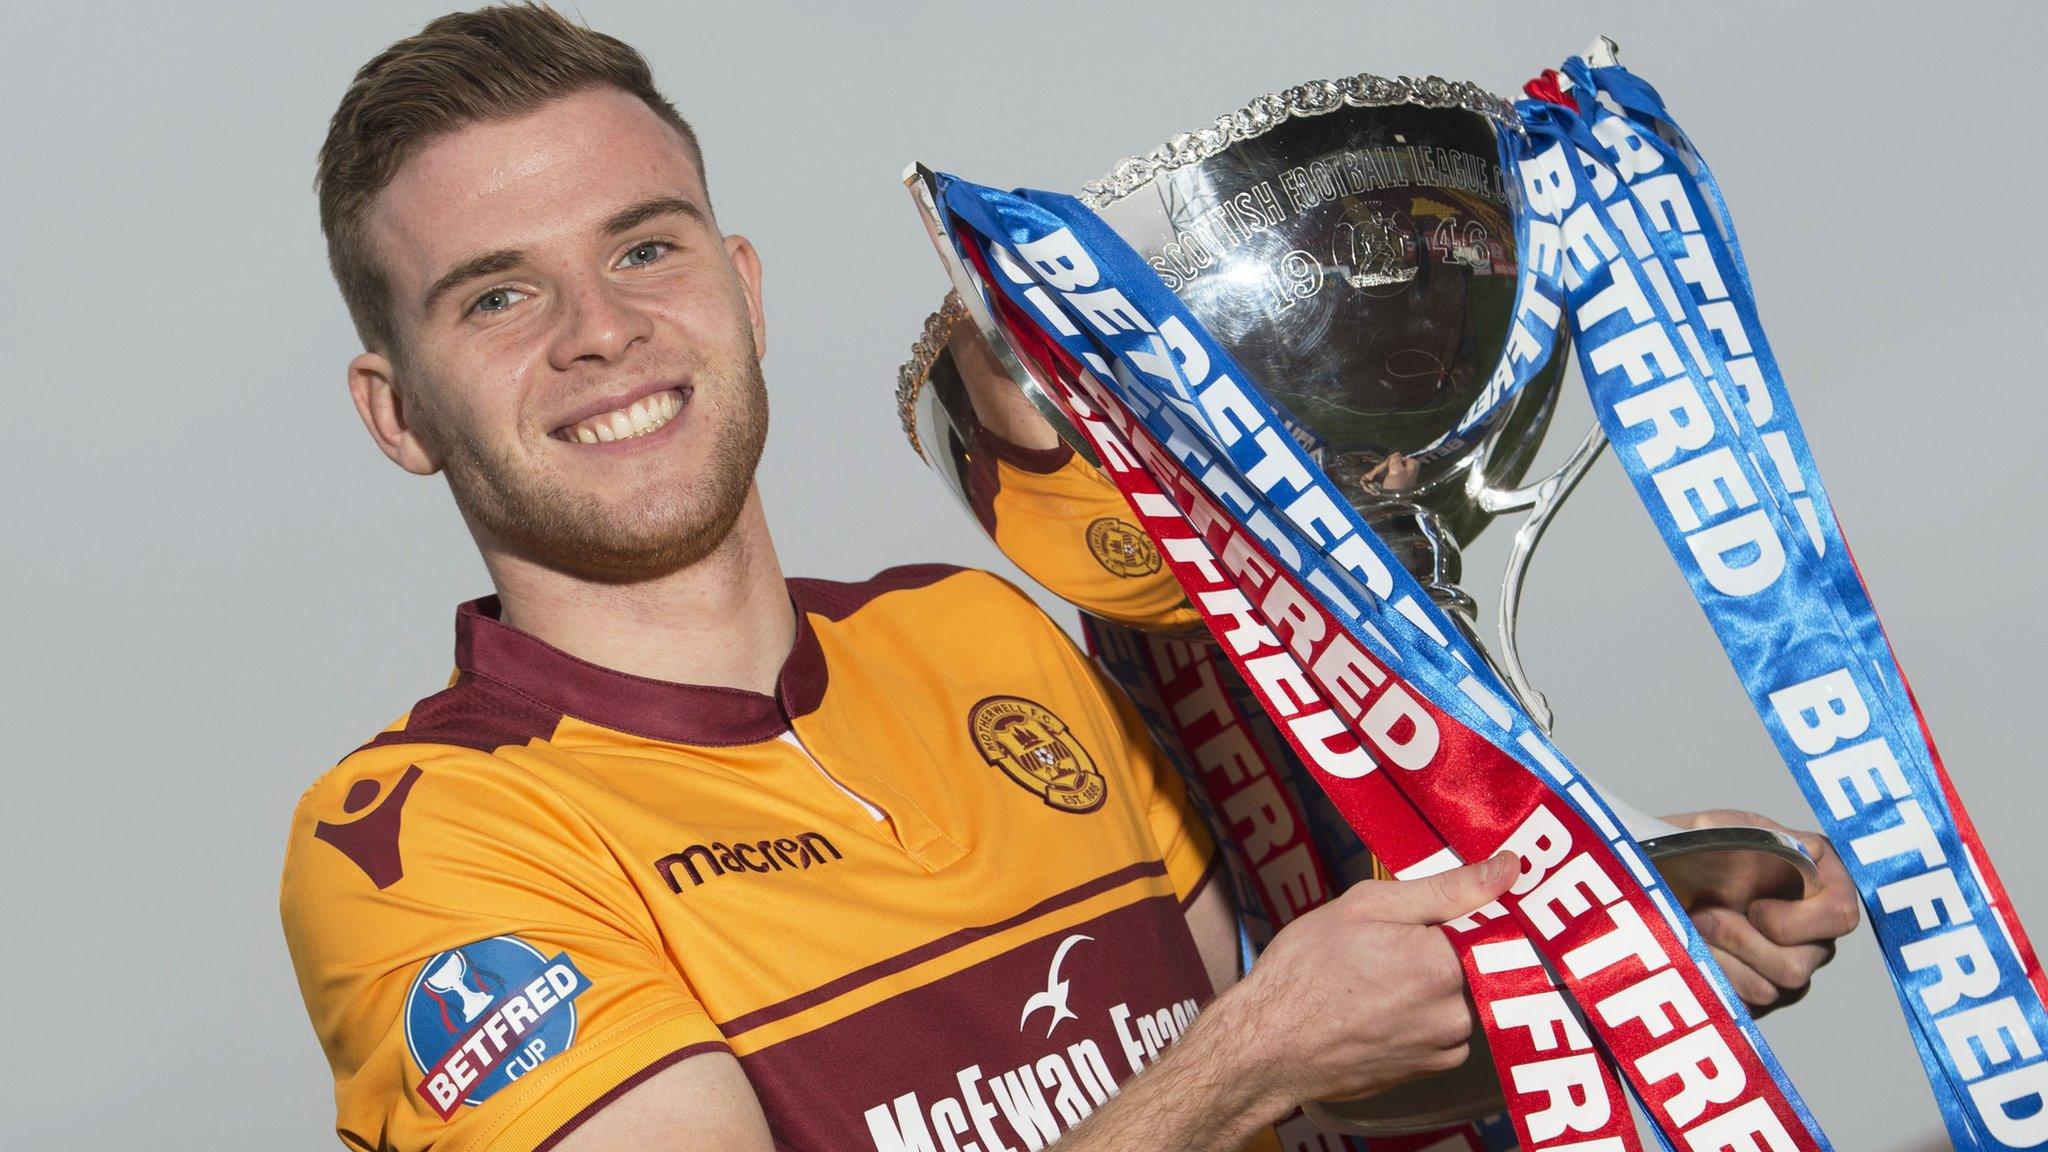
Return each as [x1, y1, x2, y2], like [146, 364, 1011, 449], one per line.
[546, 276, 654, 368]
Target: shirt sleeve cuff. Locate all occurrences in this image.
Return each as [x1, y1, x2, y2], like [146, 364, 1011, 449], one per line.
[1161, 804, 1219, 907]
[456, 1004, 729, 1152]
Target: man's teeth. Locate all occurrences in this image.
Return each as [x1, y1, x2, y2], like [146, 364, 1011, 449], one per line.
[566, 389, 683, 444]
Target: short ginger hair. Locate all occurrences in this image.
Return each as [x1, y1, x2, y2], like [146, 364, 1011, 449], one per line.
[316, 2, 704, 352]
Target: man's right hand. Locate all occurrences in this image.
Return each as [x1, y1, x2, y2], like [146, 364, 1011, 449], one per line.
[1051, 852, 1520, 1152]
[1207, 852, 1519, 1113]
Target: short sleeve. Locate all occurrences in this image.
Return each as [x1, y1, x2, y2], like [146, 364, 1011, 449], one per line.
[1094, 663, 1220, 905]
[280, 743, 726, 1152]
[978, 432, 1202, 635]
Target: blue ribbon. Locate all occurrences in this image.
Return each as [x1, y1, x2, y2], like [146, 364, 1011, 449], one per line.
[1512, 58, 2048, 1152]
[936, 163, 1827, 1150]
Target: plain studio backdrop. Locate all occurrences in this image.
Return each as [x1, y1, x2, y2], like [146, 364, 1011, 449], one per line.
[3, 1, 2042, 1148]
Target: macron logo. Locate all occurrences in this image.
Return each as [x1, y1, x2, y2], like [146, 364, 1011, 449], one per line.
[1019, 934, 1092, 1038]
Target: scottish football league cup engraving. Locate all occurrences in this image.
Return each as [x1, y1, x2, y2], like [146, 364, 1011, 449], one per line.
[896, 69, 1817, 1134]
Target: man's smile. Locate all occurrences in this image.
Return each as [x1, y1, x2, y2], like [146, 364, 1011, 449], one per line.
[551, 384, 691, 444]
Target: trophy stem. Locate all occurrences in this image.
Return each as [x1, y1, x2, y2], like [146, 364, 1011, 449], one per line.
[1358, 499, 1530, 718]
[1359, 498, 1821, 904]
[1358, 499, 1472, 623]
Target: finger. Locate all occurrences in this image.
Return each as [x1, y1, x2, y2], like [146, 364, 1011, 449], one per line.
[1749, 841, 1861, 947]
[1748, 890, 1860, 949]
[1706, 942, 1781, 1009]
[1365, 853, 1518, 925]
[1695, 905, 1829, 992]
[1433, 991, 1479, 1048]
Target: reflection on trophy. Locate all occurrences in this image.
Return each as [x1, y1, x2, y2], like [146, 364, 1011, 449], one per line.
[898, 71, 1819, 1134]
[424, 951, 494, 1024]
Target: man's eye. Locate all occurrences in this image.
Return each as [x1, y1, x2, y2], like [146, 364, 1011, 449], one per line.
[620, 240, 673, 268]
[471, 287, 530, 315]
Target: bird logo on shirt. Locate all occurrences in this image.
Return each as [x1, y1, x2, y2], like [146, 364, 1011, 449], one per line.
[1020, 934, 1093, 1038]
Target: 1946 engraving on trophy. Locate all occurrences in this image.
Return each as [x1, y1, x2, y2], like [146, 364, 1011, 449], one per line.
[896, 70, 1815, 1133]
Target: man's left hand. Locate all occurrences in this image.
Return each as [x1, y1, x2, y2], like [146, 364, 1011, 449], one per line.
[1664, 809, 1862, 1016]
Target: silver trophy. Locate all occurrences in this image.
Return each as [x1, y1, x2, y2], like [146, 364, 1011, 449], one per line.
[424, 951, 493, 1024]
[899, 63, 1814, 1133]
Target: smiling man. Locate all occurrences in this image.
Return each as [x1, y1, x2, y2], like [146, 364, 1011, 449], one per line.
[280, 7, 1860, 1152]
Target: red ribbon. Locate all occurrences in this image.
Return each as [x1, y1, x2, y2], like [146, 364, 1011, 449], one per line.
[963, 223, 1823, 1152]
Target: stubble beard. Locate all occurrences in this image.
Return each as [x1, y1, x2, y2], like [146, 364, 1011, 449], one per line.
[425, 354, 771, 584]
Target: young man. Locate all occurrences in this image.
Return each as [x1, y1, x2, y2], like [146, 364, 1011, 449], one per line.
[281, 7, 1859, 1151]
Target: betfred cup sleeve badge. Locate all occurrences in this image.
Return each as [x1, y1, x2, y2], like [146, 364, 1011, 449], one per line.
[1085, 516, 1163, 578]
[403, 935, 591, 1119]
[970, 696, 1108, 813]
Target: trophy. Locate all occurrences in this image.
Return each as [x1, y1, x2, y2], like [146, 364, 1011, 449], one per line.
[423, 951, 494, 1024]
[897, 71, 1815, 1133]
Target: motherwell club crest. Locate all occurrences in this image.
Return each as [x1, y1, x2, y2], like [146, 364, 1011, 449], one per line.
[1085, 516, 1161, 578]
[969, 696, 1107, 813]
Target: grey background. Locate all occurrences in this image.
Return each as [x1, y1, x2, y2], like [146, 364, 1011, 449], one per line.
[2, 1, 2041, 1147]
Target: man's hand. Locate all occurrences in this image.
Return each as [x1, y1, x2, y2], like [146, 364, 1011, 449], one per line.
[1213, 853, 1519, 1108]
[1363, 452, 1421, 493]
[1054, 853, 1518, 1152]
[1666, 809, 1862, 1015]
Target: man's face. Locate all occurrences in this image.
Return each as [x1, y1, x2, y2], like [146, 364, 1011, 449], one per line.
[358, 87, 768, 581]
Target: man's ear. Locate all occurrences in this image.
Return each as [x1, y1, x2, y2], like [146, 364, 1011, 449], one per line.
[348, 351, 444, 476]
[724, 233, 767, 362]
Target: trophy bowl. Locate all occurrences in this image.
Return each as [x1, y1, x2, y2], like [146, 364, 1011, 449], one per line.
[898, 72, 1815, 1134]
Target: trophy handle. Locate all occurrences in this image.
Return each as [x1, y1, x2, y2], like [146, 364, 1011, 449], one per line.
[1451, 29, 1621, 736]
[1475, 418, 1610, 733]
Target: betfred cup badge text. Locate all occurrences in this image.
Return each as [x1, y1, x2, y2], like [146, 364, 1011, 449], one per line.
[970, 696, 1108, 813]
[403, 935, 591, 1119]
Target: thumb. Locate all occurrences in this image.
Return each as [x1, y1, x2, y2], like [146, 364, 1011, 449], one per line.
[1369, 852, 1519, 925]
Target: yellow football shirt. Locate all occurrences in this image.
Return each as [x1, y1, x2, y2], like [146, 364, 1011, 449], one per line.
[281, 565, 1223, 1151]
[958, 425, 1201, 636]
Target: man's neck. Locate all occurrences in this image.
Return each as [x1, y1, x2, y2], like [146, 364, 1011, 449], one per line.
[480, 489, 796, 696]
